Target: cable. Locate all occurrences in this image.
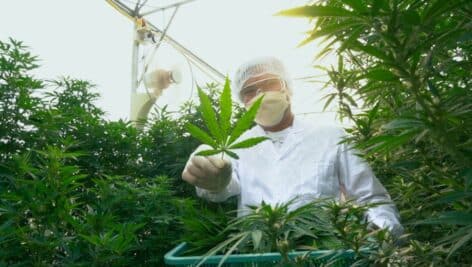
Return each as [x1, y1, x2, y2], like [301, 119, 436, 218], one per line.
[119, 0, 198, 13]
[139, 0, 149, 9]
[120, 0, 169, 9]
[182, 52, 196, 101]
[133, 0, 141, 14]
[141, 0, 199, 16]
[140, 19, 225, 82]
[137, 5, 180, 87]
[120, 0, 139, 6]
[181, 54, 222, 82]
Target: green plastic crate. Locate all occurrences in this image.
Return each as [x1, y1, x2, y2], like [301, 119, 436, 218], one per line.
[165, 242, 360, 267]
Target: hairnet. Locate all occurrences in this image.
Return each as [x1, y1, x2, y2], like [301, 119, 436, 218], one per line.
[232, 56, 293, 102]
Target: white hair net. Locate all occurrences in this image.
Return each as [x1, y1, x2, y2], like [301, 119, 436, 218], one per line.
[232, 56, 293, 102]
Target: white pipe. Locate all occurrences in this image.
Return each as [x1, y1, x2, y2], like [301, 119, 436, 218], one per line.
[130, 24, 140, 120]
[131, 24, 139, 93]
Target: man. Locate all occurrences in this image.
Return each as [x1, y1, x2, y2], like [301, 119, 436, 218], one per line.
[182, 57, 403, 236]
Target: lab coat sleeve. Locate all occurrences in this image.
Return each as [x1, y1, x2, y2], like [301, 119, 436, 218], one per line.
[337, 142, 404, 237]
[195, 157, 241, 202]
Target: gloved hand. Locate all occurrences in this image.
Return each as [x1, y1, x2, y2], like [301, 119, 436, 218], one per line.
[182, 145, 232, 193]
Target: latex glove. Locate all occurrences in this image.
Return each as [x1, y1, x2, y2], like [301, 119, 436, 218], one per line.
[182, 145, 232, 193]
[144, 69, 173, 97]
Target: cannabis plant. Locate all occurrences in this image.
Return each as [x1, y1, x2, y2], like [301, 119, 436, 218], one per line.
[280, 0, 472, 264]
[180, 201, 236, 256]
[194, 199, 388, 267]
[186, 77, 268, 159]
[0, 37, 239, 265]
[0, 38, 43, 165]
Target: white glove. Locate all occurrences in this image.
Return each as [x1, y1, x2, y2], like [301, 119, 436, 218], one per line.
[182, 145, 232, 193]
[144, 69, 172, 97]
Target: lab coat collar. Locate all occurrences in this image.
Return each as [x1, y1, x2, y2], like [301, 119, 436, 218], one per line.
[252, 115, 305, 160]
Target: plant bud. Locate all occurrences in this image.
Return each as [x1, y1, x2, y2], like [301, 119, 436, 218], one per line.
[277, 239, 290, 253]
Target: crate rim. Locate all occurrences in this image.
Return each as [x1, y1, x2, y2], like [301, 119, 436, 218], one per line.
[165, 242, 360, 265]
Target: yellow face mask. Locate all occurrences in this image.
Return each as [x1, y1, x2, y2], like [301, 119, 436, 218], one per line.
[246, 90, 290, 127]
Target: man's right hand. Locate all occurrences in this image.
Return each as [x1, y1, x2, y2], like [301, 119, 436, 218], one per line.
[182, 145, 232, 193]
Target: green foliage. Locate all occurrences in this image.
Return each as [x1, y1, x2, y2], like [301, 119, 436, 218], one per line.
[195, 199, 393, 267]
[281, 0, 472, 265]
[0, 38, 43, 164]
[0, 37, 238, 265]
[0, 146, 189, 266]
[179, 201, 235, 256]
[186, 77, 268, 159]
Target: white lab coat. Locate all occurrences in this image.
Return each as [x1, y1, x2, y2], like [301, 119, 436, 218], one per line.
[195, 116, 403, 236]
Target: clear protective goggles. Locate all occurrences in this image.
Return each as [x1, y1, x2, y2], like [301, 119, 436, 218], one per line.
[240, 77, 286, 102]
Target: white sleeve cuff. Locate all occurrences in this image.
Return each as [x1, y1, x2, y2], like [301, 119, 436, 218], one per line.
[368, 207, 404, 238]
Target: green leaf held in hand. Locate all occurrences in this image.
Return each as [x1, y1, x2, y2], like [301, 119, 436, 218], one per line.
[186, 77, 269, 159]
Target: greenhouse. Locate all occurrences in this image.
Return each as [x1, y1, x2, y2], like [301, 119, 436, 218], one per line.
[0, 0, 471, 266]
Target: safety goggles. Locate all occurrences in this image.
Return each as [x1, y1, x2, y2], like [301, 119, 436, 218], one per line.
[240, 77, 286, 102]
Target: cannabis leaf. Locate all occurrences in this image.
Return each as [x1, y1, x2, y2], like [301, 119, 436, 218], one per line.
[186, 77, 268, 159]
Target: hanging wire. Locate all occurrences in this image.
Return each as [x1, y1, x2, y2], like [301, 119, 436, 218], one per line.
[120, 0, 199, 13]
[182, 52, 196, 101]
[141, 0, 199, 16]
[137, 5, 180, 87]
[179, 53, 222, 82]
[142, 18, 225, 82]
[139, 0, 149, 9]
[162, 4, 166, 27]
[120, 0, 139, 7]
[119, 0, 170, 9]
[142, 48, 156, 100]
[132, 0, 142, 14]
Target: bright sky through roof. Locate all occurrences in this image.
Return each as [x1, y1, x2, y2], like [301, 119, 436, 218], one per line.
[0, 0, 341, 125]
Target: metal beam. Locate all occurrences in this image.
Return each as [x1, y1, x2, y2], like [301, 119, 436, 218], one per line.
[106, 0, 225, 83]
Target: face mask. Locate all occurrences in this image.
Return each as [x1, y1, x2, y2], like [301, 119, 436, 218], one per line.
[246, 90, 290, 127]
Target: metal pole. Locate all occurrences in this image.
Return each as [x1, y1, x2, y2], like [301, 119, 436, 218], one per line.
[131, 23, 140, 120]
[131, 26, 140, 93]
